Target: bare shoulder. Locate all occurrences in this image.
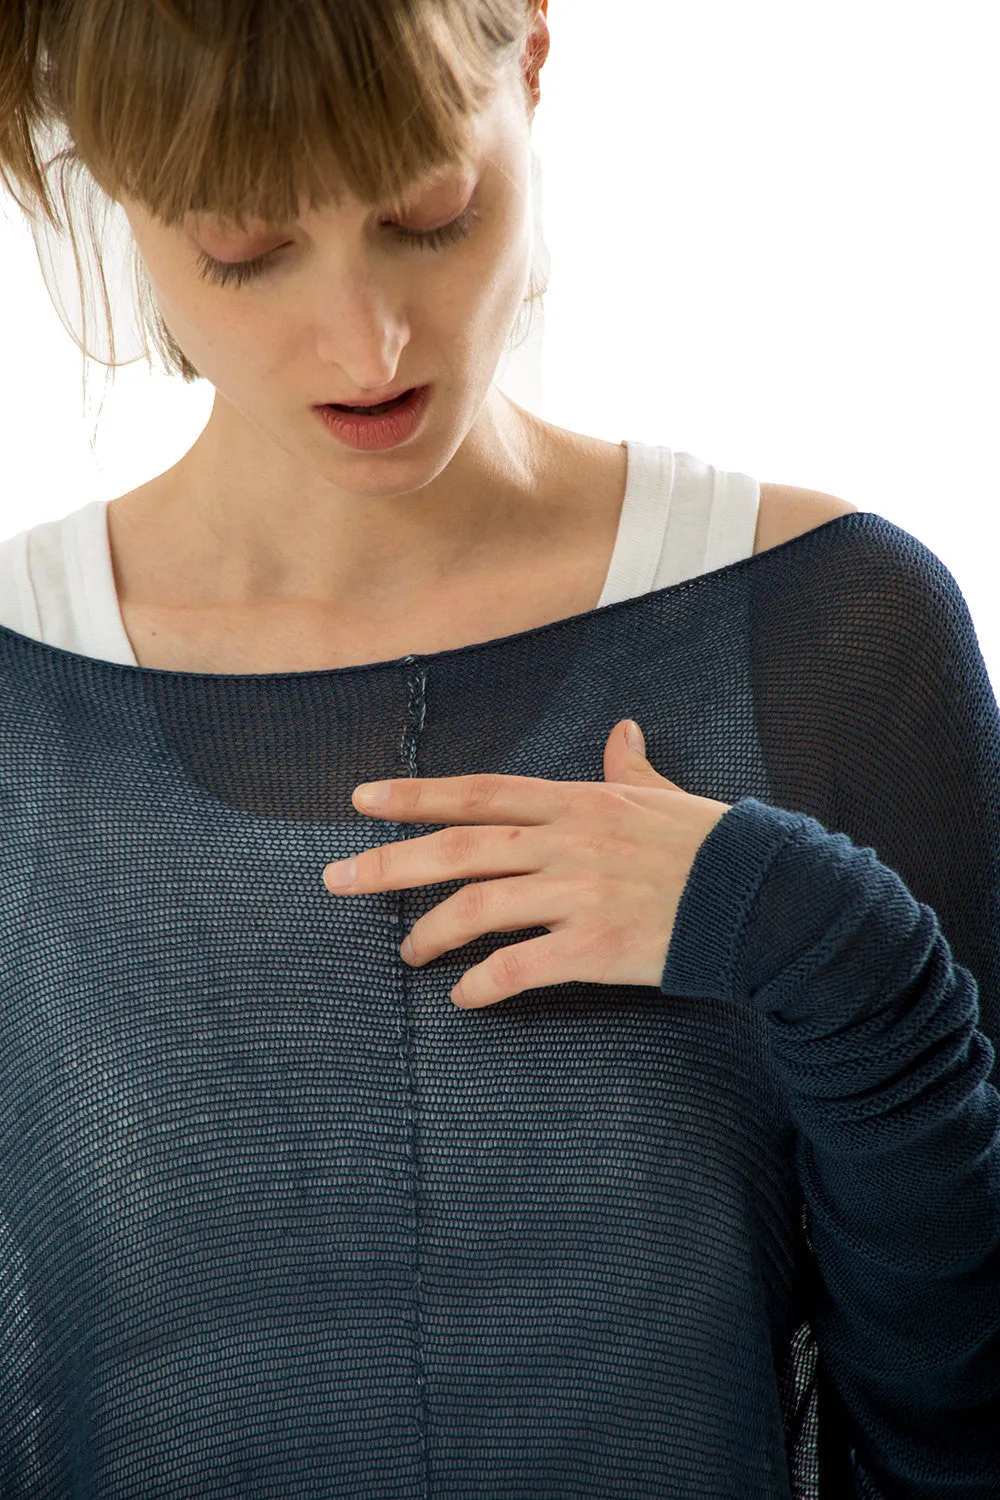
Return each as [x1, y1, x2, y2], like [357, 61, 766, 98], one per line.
[753, 483, 859, 556]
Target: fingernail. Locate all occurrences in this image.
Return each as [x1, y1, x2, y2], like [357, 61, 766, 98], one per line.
[325, 857, 357, 889]
[354, 781, 390, 808]
[625, 720, 644, 752]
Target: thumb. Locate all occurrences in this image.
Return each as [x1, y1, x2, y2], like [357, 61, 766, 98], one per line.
[603, 719, 677, 788]
[623, 718, 645, 756]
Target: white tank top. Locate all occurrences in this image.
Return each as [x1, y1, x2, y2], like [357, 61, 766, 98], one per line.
[0, 441, 760, 664]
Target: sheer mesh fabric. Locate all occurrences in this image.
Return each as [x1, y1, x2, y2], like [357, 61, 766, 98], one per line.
[0, 511, 996, 1497]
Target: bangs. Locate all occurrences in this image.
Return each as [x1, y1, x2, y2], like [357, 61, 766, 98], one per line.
[0, 0, 548, 390]
[23, 0, 534, 234]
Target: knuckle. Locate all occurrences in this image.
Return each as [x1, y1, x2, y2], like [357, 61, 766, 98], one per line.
[491, 944, 524, 987]
[575, 879, 607, 913]
[458, 879, 489, 921]
[584, 782, 617, 814]
[441, 825, 477, 863]
[570, 827, 614, 861]
[462, 774, 501, 813]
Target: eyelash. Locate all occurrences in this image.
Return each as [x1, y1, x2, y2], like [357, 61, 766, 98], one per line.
[195, 204, 483, 289]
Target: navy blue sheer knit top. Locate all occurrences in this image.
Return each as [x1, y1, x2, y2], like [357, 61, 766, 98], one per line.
[0, 508, 997, 1499]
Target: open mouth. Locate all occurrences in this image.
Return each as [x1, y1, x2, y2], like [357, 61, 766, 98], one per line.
[326, 390, 416, 417]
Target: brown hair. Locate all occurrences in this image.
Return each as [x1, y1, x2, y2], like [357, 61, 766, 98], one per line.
[0, 0, 548, 387]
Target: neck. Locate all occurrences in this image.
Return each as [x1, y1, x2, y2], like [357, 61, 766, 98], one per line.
[113, 386, 559, 612]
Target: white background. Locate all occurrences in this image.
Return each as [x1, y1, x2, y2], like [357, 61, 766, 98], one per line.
[1, 1, 998, 691]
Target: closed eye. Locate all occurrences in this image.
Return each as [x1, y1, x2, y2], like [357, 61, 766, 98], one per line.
[194, 203, 483, 289]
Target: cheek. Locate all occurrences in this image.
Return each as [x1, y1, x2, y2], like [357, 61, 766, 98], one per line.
[168, 270, 277, 368]
[138, 242, 268, 370]
[474, 206, 534, 321]
[146, 286, 265, 393]
[135, 256, 209, 352]
[495, 221, 534, 323]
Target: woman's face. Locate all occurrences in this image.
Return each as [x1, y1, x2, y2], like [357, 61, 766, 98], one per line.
[120, 71, 538, 485]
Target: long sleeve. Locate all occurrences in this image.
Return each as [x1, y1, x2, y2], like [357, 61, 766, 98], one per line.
[660, 527, 1000, 1499]
[2, 495, 995, 1496]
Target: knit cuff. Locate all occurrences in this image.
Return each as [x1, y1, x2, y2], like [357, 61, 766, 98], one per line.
[660, 796, 813, 1002]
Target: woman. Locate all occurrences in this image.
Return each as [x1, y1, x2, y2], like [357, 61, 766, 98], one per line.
[0, 3, 996, 1497]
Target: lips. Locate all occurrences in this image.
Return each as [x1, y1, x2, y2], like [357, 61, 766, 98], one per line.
[321, 385, 417, 409]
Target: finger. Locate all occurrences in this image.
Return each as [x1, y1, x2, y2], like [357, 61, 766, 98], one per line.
[352, 772, 587, 826]
[451, 930, 578, 1009]
[402, 872, 574, 967]
[325, 823, 541, 895]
